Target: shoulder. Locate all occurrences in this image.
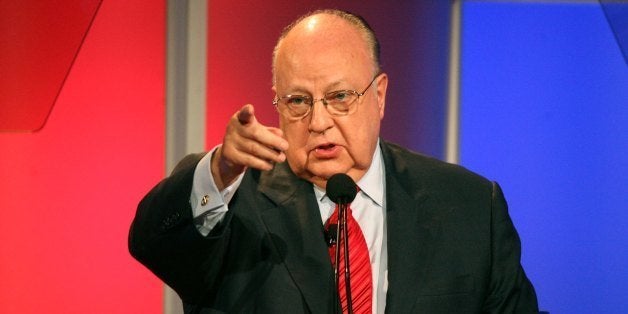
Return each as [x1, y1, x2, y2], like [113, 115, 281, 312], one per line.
[380, 141, 493, 197]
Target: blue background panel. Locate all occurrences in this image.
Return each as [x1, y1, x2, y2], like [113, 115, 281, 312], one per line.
[461, 2, 628, 313]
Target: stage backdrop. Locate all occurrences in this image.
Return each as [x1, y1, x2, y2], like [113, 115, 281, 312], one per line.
[461, 2, 628, 313]
[0, 0, 164, 312]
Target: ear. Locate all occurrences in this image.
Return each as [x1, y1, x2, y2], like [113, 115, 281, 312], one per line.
[375, 73, 388, 119]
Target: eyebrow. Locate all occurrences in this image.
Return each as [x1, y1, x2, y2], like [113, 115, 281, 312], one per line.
[281, 80, 348, 96]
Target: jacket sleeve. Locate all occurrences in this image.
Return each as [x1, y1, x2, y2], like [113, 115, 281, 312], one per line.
[483, 182, 539, 313]
[128, 153, 233, 304]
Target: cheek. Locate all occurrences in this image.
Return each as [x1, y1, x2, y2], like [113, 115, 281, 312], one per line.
[283, 126, 309, 175]
[342, 114, 380, 160]
[283, 124, 307, 145]
[282, 123, 310, 159]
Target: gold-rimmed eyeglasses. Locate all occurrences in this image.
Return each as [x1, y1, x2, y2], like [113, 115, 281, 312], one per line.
[273, 74, 381, 120]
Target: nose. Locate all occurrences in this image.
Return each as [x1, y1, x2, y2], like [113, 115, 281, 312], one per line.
[308, 98, 333, 134]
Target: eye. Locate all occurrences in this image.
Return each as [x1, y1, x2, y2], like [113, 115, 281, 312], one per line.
[286, 96, 309, 106]
[330, 91, 349, 102]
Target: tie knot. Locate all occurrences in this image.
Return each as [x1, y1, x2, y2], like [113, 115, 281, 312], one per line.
[325, 204, 355, 225]
[325, 201, 357, 248]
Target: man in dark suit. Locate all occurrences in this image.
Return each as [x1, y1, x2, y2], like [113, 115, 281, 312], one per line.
[129, 9, 538, 313]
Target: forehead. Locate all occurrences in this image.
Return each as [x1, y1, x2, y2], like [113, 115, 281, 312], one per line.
[274, 15, 374, 86]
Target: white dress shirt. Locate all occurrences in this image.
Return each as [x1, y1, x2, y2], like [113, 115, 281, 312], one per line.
[190, 143, 388, 314]
[313, 144, 387, 314]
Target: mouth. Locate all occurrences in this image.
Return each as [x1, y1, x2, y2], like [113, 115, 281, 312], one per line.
[312, 143, 340, 158]
[316, 143, 336, 151]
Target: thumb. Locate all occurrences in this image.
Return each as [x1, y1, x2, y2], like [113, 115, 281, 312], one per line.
[237, 104, 256, 125]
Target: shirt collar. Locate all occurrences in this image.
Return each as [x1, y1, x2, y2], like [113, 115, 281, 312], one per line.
[313, 140, 384, 207]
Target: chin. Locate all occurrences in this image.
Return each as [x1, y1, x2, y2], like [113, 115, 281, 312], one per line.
[288, 155, 354, 181]
[308, 163, 351, 179]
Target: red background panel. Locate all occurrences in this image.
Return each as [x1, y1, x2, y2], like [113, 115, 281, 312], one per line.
[0, 0, 164, 312]
[0, 0, 101, 132]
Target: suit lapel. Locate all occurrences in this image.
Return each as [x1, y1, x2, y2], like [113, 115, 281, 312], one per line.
[257, 162, 335, 313]
[252, 142, 440, 313]
[382, 143, 440, 313]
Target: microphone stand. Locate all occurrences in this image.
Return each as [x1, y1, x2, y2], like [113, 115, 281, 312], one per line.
[341, 201, 353, 314]
[327, 174, 358, 314]
[333, 200, 353, 314]
[334, 212, 341, 287]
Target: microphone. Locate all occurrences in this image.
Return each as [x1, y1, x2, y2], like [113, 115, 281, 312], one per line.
[324, 224, 337, 247]
[326, 173, 358, 314]
[324, 173, 358, 246]
[327, 173, 358, 205]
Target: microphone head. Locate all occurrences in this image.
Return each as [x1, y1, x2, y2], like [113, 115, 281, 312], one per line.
[326, 173, 358, 205]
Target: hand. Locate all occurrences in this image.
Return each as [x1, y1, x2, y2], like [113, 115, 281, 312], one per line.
[211, 104, 289, 190]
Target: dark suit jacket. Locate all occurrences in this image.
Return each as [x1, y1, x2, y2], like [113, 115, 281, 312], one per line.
[129, 141, 538, 313]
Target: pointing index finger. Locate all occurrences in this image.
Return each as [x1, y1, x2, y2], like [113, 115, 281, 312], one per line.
[237, 104, 255, 125]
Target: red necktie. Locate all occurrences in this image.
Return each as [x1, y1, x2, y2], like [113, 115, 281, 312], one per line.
[325, 204, 372, 314]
